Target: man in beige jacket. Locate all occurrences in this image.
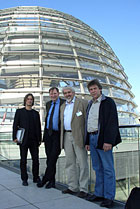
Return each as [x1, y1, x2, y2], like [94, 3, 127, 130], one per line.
[60, 87, 89, 198]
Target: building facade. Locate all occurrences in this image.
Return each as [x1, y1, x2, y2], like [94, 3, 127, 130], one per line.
[0, 6, 139, 133]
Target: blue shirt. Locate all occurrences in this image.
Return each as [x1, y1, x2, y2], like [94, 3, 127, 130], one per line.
[46, 98, 60, 131]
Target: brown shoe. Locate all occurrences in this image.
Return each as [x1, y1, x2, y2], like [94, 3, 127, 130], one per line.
[62, 188, 77, 195]
[77, 191, 88, 198]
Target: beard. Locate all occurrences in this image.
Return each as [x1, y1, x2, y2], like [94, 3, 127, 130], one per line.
[66, 97, 72, 103]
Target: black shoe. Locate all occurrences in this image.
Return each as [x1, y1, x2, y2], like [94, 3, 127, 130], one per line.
[86, 194, 104, 202]
[100, 199, 114, 208]
[77, 191, 88, 198]
[33, 176, 41, 183]
[45, 181, 55, 189]
[62, 188, 77, 195]
[37, 181, 46, 188]
[22, 180, 28, 186]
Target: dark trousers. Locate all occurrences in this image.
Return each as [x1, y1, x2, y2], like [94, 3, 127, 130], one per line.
[42, 130, 61, 183]
[19, 141, 39, 181]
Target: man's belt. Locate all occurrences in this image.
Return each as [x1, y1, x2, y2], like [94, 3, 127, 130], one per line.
[88, 130, 98, 135]
[65, 130, 72, 132]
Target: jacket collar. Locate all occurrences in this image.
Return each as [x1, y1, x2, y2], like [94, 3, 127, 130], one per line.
[101, 94, 106, 101]
[89, 93, 106, 105]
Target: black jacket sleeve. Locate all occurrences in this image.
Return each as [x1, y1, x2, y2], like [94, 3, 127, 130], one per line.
[12, 109, 20, 141]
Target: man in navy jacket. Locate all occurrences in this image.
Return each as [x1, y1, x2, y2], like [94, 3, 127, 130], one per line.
[13, 93, 41, 186]
[37, 87, 65, 189]
[85, 79, 121, 208]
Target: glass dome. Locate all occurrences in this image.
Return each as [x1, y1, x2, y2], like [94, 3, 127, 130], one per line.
[0, 6, 139, 132]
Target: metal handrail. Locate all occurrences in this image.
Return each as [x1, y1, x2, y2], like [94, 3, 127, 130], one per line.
[119, 124, 140, 128]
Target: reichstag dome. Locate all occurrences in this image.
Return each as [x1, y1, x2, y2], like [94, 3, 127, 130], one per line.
[0, 6, 139, 132]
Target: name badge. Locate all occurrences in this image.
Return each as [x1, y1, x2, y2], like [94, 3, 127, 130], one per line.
[76, 111, 82, 117]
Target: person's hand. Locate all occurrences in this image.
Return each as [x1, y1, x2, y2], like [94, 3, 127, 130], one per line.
[85, 145, 90, 151]
[103, 143, 112, 152]
[14, 139, 18, 143]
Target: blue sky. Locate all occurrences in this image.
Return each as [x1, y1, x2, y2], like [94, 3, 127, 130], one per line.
[1, 0, 140, 112]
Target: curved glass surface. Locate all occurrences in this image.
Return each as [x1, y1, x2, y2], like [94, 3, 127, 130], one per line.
[0, 6, 139, 132]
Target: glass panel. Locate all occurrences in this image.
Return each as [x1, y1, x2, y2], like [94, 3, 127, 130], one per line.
[114, 127, 140, 201]
[116, 102, 129, 112]
[0, 108, 16, 124]
[0, 79, 7, 90]
[7, 35, 39, 42]
[43, 78, 81, 92]
[0, 22, 9, 27]
[77, 48, 100, 60]
[109, 77, 129, 89]
[0, 35, 5, 42]
[4, 44, 39, 51]
[42, 44, 73, 55]
[41, 27, 67, 34]
[72, 32, 98, 44]
[3, 54, 39, 64]
[14, 16, 38, 20]
[118, 112, 136, 124]
[12, 21, 39, 26]
[82, 72, 106, 82]
[116, 102, 139, 118]
[9, 26, 39, 32]
[42, 36, 70, 45]
[0, 17, 12, 21]
[40, 21, 65, 29]
[112, 88, 131, 100]
[119, 72, 127, 79]
[43, 67, 78, 79]
[42, 56, 76, 66]
[102, 87, 109, 96]
[0, 77, 40, 89]
[0, 27, 7, 32]
[79, 59, 103, 71]
[101, 56, 113, 65]
[101, 48, 118, 62]
[1, 66, 39, 76]
[40, 16, 54, 21]
[113, 62, 123, 70]
[74, 41, 93, 50]
[106, 66, 122, 78]
[66, 21, 83, 30]
[0, 44, 3, 50]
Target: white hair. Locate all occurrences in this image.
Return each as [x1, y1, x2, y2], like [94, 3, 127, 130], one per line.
[62, 86, 75, 94]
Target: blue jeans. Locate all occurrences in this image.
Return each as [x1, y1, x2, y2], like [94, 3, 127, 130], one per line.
[89, 133, 116, 200]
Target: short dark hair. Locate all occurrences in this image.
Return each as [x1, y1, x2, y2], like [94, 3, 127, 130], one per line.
[87, 79, 102, 90]
[23, 93, 34, 106]
[49, 87, 59, 93]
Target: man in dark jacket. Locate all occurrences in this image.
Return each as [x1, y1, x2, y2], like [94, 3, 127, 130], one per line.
[37, 87, 65, 189]
[85, 79, 121, 208]
[13, 93, 41, 186]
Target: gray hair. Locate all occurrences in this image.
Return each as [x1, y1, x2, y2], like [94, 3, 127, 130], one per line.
[62, 86, 75, 94]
